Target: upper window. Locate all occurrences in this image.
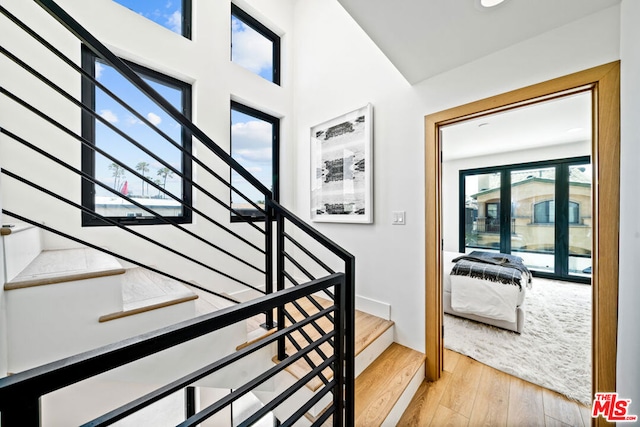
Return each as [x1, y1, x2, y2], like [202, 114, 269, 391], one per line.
[230, 101, 279, 221]
[231, 4, 281, 85]
[113, 0, 191, 38]
[81, 48, 192, 226]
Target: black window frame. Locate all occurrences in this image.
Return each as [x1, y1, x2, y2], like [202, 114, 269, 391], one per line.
[81, 47, 193, 226]
[231, 3, 281, 85]
[459, 156, 591, 283]
[230, 100, 279, 223]
[113, 0, 192, 39]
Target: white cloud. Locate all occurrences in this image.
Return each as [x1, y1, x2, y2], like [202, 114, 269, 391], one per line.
[100, 109, 118, 124]
[126, 115, 141, 126]
[232, 120, 272, 149]
[95, 63, 104, 80]
[166, 10, 182, 34]
[147, 112, 162, 126]
[236, 148, 272, 163]
[231, 19, 272, 75]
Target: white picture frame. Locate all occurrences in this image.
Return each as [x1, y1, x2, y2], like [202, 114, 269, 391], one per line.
[310, 104, 373, 223]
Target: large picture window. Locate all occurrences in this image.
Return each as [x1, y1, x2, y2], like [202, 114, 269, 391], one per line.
[113, 0, 191, 38]
[231, 4, 281, 85]
[460, 156, 591, 282]
[230, 101, 279, 221]
[81, 48, 192, 226]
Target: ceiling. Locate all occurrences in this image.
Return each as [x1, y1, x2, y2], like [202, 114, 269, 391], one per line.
[337, 0, 621, 84]
[440, 91, 592, 161]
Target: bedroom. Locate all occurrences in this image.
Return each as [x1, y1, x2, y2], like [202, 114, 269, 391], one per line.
[439, 90, 593, 405]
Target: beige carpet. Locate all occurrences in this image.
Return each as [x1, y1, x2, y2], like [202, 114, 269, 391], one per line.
[444, 277, 592, 405]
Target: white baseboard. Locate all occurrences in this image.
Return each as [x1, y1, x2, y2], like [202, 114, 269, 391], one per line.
[355, 295, 391, 320]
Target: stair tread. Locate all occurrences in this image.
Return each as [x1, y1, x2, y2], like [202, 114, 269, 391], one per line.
[276, 296, 394, 392]
[122, 268, 196, 310]
[355, 343, 426, 426]
[99, 268, 198, 322]
[4, 248, 125, 290]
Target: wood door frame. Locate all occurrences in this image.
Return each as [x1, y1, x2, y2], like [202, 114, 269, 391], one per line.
[425, 62, 620, 419]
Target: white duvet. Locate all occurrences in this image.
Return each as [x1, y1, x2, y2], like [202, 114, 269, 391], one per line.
[444, 251, 530, 323]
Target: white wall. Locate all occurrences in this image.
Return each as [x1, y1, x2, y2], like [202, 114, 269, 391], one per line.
[0, 175, 7, 376]
[442, 141, 591, 252]
[0, 0, 295, 296]
[617, 0, 640, 410]
[292, 0, 619, 354]
[292, 0, 427, 350]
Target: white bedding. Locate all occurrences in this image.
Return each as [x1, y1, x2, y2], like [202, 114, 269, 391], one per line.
[444, 251, 530, 323]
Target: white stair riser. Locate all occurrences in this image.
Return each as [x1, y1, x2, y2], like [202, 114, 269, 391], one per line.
[2, 226, 41, 283]
[6, 275, 123, 373]
[355, 325, 394, 378]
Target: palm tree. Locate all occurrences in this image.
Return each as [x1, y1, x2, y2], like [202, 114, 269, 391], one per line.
[108, 162, 125, 191]
[156, 167, 174, 198]
[153, 178, 163, 198]
[135, 161, 150, 197]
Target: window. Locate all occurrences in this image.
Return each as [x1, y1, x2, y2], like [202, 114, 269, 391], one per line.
[534, 200, 580, 224]
[231, 4, 280, 84]
[460, 156, 591, 282]
[534, 200, 555, 224]
[81, 48, 192, 226]
[230, 101, 279, 221]
[113, 0, 191, 38]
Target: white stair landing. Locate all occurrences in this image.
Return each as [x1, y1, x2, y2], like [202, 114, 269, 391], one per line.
[99, 267, 198, 322]
[4, 247, 124, 290]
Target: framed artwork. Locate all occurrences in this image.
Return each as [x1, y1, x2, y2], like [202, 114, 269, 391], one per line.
[310, 103, 373, 223]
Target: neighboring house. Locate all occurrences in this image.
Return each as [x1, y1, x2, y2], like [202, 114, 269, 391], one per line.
[469, 171, 592, 273]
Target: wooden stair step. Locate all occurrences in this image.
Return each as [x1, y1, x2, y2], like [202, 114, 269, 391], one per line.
[276, 295, 394, 392]
[4, 247, 125, 290]
[355, 342, 426, 426]
[99, 267, 197, 322]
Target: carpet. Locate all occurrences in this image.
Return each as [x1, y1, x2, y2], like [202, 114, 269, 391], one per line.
[444, 277, 592, 405]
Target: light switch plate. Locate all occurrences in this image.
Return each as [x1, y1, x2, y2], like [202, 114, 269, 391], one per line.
[392, 211, 406, 225]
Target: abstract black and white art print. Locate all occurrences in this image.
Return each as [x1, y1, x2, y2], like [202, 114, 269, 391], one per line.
[311, 104, 373, 223]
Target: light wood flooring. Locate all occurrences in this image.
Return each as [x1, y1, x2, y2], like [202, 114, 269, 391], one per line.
[398, 348, 592, 427]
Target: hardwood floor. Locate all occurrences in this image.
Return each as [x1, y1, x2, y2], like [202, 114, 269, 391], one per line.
[398, 349, 592, 427]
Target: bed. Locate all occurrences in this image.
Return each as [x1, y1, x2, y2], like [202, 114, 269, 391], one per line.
[443, 251, 532, 333]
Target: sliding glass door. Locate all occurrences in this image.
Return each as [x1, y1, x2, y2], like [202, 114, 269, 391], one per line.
[460, 157, 591, 283]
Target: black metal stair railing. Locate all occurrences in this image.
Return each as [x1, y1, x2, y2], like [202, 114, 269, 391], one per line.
[0, 0, 355, 425]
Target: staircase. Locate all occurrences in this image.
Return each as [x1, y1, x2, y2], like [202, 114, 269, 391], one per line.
[2, 223, 425, 425]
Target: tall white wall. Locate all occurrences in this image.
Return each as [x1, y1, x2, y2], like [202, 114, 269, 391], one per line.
[618, 0, 640, 409]
[292, 0, 619, 353]
[442, 141, 591, 252]
[0, 0, 295, 296]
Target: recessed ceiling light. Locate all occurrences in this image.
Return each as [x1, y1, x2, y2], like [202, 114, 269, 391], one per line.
[480, 0, 506, 7]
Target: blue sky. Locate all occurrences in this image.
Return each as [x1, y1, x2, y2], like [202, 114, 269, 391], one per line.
[113, 0, 182, 34]
[95, 61, 183, 200]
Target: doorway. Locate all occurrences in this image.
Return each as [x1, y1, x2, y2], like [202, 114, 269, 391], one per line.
[424, 62, 620, 407]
